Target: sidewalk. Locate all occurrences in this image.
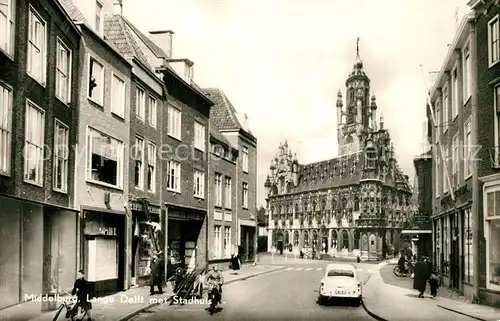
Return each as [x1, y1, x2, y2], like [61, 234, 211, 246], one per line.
[362, 270, 500, 321]
[0, 264, 285, 321]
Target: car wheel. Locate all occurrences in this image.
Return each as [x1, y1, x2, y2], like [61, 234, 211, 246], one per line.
[353, 297, 361, 307]
[318, 295, 325, 305]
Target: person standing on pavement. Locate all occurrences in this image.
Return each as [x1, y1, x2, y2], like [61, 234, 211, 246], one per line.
[413, 256, 430, 298]
[150, 252, 164, 295]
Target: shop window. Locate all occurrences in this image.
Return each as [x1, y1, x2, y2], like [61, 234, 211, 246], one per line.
[485, 190, 500, 290]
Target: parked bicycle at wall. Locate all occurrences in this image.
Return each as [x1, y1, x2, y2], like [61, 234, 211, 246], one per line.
[393, 260, 415, 277]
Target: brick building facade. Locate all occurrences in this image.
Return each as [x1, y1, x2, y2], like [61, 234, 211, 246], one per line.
[60, 0, 133, 296]
[204, 88, 258, 263]
[468, 0, 500, 308]
[429, 12, 476, 299]
[0, 0, 81, 308]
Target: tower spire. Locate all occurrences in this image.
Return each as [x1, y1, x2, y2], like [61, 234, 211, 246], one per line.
[354, 37, 363, 69]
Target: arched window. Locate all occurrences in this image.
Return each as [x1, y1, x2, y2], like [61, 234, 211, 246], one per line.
[354, 197, 360, 211]
[342, 230, 349, 249]
[293, 231, 299, 246]
[353, 230, 360, 249]
[332, 200, 337, 210]
[304, 231, 309, 247]
[331, 230, 338, 248]
[304, 201, 308, 213]
[295, 204, 300, 216]
[341, 198, 348, 209]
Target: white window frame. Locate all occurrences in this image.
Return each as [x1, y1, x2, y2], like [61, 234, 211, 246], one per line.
[443, 145, 449, 194]
[55, 38, 72, 104]
[136, 86, 145, 120]
[443, 87, 449, 133]
[24, 100, 45, 186]
[147, 142, 156, 193]
[242, 182, 248, 209]
[166, 159, 180, 192]
[111, 73, 125, 118]
[85, 126, 124, 189]
[452, 134, 460, 188]
[193, 121, 205, 152]
[27, 6, 47, 86]
[452, 68, 459, 119]
[53, 119, 69, 193]
[435, 153, 440, 198]
[242, 146, 249, 173]
[488, 14, 500, 68]
[193, 170, 205, 198]
[494, 84, 500, 168]
[463, 44, 471, 102]
[0, 0, 16, 57]
[224, 176, 232, 209]
[134, 136, 144, 189]
[214, 225, 222, 259]
[95, 0, 103, 36]
[167, 105, 181, 140]
[214, 172, 222, 207]
[88, 56, 104, 105]
[224, 227, 231, 258]
[435, 100, 441, 143]
[0, 81, 12, 176]
[464, 116, 472, 179]
[482, 183, 500, 292]
[148, 95, 157, 128]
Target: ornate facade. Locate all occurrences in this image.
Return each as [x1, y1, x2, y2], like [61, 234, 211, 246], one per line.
[264, 43, 413, 261]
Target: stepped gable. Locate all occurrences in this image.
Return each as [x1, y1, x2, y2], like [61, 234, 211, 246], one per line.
[290, 151, 364, 193]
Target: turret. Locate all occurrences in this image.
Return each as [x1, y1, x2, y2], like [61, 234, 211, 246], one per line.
[264, 175, 271, 198]
[370, 94, 377, 129]
[380, 114, 384, 130]
[336, 90, 343, 126]
[292, 153, 299, 186]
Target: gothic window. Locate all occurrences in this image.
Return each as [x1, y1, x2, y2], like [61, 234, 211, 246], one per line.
[331, 230, 338, 248]
[304, 231, 309, 247]
[341, 198, 348, 209]
[342, 230, 349, 249]
[347, 135, 353, 143]
[366, 147, 377, 168]
[332, 200, 337, 211]
[353, 230, 360, 249]
[294, 231, 299, 246]
[321, 199, 326, 212]
[354, 197, 360, 211]
[295, 204, 300, 216]
[304, 201, 308, 213]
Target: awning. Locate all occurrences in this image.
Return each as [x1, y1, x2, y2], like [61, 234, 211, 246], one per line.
[401, 230, 432, 234]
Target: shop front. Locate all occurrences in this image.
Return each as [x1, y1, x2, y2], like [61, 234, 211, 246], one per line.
[0, 197, 78, 309]
[82, 210, 126, 297]
[167, 205, 206, 276]
[130, 201, 162, 287]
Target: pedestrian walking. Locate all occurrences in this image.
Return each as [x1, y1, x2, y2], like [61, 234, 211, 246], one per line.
[230, 250, 241, 275]
[428, 271, 440, 298]
[150, 252, 165, 295]
[413, 256, 430, 298]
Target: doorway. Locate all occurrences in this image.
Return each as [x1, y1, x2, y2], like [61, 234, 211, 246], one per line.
[321, 237, 328, 253]
[450, 213, 460, 290]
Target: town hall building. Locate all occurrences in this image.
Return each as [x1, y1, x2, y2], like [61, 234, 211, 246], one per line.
[264, 43, 413, 260]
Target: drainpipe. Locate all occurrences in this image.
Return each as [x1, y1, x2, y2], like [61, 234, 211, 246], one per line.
[469, 20, 480, 302]
[206, 121, 211, 266]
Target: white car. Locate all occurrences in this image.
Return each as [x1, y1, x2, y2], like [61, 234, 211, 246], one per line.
[318, 263, 362, 306]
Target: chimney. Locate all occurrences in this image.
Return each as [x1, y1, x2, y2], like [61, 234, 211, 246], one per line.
[113, 0, 123, 15]
[148, 30, 174, 59]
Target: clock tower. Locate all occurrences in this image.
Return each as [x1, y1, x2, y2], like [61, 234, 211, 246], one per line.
[337, 38, 378, 155]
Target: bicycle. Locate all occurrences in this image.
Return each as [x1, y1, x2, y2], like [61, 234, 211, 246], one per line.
[52, 292, 89, 321]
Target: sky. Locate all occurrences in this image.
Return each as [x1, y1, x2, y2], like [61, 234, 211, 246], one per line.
[122, 0, 469, 208]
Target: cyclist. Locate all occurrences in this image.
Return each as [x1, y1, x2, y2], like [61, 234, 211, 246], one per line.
[205, 265, 224, 306]
[71, 270, 92, 321]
